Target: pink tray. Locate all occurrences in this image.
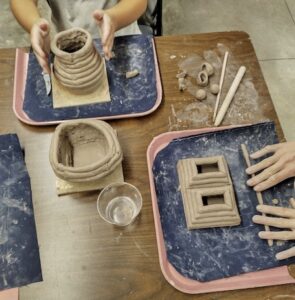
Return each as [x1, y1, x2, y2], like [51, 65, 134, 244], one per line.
[0, 289, 18, 300]
[146, 125, 295, 294]
[13, 40, 162, 126]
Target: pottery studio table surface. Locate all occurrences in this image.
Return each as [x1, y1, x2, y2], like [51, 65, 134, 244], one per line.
[1, 31, 294, 300]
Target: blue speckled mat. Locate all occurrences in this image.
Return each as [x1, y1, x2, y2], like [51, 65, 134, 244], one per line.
[23, 35, 158, 122]
[0, 134, 42, 290]
[152, 122, 295, 282]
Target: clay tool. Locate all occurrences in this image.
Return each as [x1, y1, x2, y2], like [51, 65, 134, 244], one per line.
[241, 143, 273, 246]
[214, 65, 246, 127]
[213, 51, 228, 122]
[42, 71, 51, 95]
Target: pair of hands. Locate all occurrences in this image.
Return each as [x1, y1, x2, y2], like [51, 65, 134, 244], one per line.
[31, 10, 115, 74]
[246, 142, 295, 259]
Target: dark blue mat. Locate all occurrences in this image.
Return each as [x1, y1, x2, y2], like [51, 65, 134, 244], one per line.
[23, 35, 158, 122]
[152, 122, 295, 282]
[0, 134, 42, 290]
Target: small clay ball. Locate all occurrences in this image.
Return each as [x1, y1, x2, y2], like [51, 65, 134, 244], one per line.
[196, 89, 207, 100]
[272, 198, 279, 205]
[210, 83, 220, 95]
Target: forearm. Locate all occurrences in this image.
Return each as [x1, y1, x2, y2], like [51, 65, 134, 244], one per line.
[10, 0, 41, 33]
[106, 0, 147, 31]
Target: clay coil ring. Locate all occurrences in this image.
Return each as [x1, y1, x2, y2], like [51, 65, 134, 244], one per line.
[53, 58, 103, 89]
[51, 28, 93, 60]
[201, 62, 214, 76]
[197, 71, 209, 87]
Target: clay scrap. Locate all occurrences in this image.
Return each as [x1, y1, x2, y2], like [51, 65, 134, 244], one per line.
[177, 156, 241, 229]
[51, 27, 111, 108]
[126, 69, 139, 79]
[49, 120, 123, 194]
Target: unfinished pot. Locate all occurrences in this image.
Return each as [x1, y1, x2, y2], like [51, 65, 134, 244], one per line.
[49, 120, 123, 183]
[51, 28, 104, 94]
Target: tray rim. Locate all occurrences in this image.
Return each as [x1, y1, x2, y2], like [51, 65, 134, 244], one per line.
[146, 124, 295, 294]
[13, 37, 162, 126]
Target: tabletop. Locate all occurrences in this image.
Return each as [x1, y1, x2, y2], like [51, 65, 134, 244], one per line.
[0, 31, 294, 300]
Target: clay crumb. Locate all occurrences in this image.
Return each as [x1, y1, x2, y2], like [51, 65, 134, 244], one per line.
[126, 69, 139, 79]
[272, 198, 279, 205]
[176, 71, 187, 79]
[178, 77, 186, 91]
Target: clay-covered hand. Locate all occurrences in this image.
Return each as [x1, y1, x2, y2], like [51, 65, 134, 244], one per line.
[252, 200, 295, 260]
[30, 18, 51, 74]
[93, 9, 115, 60]
[246, 142, 295, 192]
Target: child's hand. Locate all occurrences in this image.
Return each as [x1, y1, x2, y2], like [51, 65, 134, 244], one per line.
[246, 142, 295, 192]
[30, 18, 51, 74]
[252, 200, 295, 260]
[93, 10, 116, 60]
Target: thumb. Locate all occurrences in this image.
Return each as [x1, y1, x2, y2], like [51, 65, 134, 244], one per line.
[93, 9, 104, 23]
[38, 20, 50, 36]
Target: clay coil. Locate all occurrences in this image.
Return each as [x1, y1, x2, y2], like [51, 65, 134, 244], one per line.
[49, 120, 123, 183]
[51, 28, 104, 93]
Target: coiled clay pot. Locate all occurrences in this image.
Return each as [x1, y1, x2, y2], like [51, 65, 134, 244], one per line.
[49, 120, 123, 183]
[51, 28, 104, 94]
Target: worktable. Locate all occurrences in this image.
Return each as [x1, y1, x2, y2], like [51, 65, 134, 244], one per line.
[0, 31, 294, 299]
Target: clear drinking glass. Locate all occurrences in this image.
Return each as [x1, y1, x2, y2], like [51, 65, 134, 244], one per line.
[97, 182, 142, 226]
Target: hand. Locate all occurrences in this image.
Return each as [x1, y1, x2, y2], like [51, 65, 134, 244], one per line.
[93, 10, 116, 60]
[246, 142, 295, 192]
[252, 199, 295, 260]
[30, 18, 51, 74]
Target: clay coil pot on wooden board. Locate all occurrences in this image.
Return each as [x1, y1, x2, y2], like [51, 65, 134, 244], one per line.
[49, 120, 123, 183]
[51, 28, 104, 93]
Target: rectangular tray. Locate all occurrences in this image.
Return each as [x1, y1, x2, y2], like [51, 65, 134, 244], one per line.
[13, 35, 162, 126]
[146, 124, 295, 294]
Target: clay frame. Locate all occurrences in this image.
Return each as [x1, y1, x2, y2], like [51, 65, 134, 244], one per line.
[177, 155, 240, 229]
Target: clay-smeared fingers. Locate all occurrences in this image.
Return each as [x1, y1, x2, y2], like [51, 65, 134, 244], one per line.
[257, 204, 295, 219]
[250, 144, 280, 159]
[258, 230, 295, 241]
[253, 215, 295, 229]
[276, 246, 295, 260]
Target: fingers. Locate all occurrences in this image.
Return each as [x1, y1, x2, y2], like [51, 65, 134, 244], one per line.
[35, 54, 50, 74]
[246, 155, 277, 175]
[290, 198, 295, 209]
[251, 168, 291, 192]
[103, 34, 114, 60]
[253, 215, 295, 229]
[93, 10, 115, 59]
[258, 230, 295, 241]
[39, 21, 49, 36]
[93, 9, 104, 23]
[250, 144, 280, 159]
[246, 160, 283, 188]
[30, 19, 51, 73]
[276, 246, 295, 260]
[256, 204, 295, 219]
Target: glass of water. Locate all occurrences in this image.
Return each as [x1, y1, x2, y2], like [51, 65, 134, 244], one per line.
[97, 182, 142, 226]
